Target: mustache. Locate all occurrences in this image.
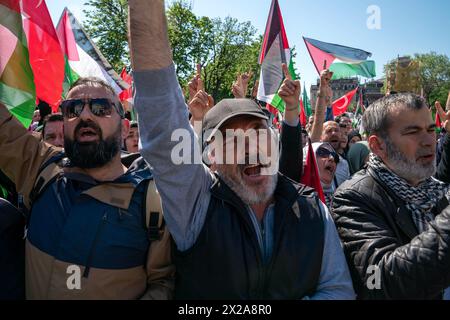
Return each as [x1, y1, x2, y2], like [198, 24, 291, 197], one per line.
[74, 120, 102, 139]
[236, 153, 272, 169]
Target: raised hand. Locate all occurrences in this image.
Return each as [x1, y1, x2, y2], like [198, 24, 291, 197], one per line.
[277, 63, 301, 111]
[318, 69, 333, 105]
[231, 70, 253, 99]
[435, 100, 450, 132]
[188, 64, 204, 102]
[188, 64, 213, 122]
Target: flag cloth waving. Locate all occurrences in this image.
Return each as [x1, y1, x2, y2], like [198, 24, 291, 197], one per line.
[332, 87, 358, 117]
[301, 139, 326, 203]
[0, 0, 36, 128]
[303, 37, 376, 80]
[302, 85, 312, 117]
[22, 0, 64, 111]
[56, 8, 127, 96]
[257, 0, 296, 113]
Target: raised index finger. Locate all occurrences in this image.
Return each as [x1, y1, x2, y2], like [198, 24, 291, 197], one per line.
[282, 63, 292, 81]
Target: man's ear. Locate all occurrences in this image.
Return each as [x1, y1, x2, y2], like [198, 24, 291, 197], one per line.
[368, 134, 387, 159]
[122, 118, 130, 140]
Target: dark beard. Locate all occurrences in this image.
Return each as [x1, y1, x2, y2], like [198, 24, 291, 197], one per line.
[64, 120, 121, 169]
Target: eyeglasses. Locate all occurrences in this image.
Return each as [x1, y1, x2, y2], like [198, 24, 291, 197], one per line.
[60, 98, 124, 119]
[316, 147, 340, 163]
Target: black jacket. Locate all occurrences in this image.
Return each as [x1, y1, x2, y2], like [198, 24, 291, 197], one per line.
[436, 133, 450, 183]
[174, 174, 324, 299]
[332, 167, 450, 299]
[279, 121, 303, 183]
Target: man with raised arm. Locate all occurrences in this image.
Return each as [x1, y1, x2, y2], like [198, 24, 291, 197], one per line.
[129, 0, 354, 299]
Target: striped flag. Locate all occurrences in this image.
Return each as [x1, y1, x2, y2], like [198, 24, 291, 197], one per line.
[0, 0, 36, 128]
[303, 37, 376, 80]
[56, 8, 127, 96]
[257, 0, 296, 113]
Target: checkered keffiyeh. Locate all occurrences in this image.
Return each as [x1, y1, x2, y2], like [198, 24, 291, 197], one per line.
[368, 154, 450, 233]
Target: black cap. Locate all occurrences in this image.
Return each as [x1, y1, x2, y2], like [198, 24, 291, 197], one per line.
[202, 99, 269, 143]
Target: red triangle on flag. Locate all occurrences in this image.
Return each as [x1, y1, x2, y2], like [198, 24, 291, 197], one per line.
[266, 104, 279, 116]
[300, 139, 326, 203]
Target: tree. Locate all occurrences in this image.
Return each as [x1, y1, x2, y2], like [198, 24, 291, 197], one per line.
[83, 0, 129, 71]
[415, 52, 450, 106]
[201, 17, 261, 101]
[82, 0, 262, 101]
[166, 1, 214, 88]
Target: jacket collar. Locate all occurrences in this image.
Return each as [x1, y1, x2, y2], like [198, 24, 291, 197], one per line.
[367, 167, 419, 239]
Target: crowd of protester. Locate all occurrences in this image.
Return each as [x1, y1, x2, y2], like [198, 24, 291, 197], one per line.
[1, 0, 450, 300]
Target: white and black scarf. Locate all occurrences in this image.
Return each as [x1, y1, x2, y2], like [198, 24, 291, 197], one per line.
[368, 154, 450, 233]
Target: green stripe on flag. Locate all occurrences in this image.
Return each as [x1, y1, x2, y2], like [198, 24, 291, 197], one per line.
[330, 60, 376, 79]
[0, 82, 35, 128]
[62, 56, 79, 97]
[1, 2, 36, 128]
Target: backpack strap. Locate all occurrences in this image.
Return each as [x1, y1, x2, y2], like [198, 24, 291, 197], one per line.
[28, 153, 66, 209]
[143, 178, 165, 241]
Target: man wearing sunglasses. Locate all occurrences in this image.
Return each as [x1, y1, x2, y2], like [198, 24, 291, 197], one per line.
[0, 77, 174, 299]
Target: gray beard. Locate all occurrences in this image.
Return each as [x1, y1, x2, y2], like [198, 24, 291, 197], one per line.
[385, 138, 436, 183]
[217, 166, 278, 205]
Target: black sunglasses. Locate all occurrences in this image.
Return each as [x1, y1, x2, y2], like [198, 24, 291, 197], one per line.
[60, 98, 124, 119]
[316, 147, 340, 163]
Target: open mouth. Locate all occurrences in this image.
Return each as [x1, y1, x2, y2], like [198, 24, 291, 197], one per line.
[77, 127, 99, 140]
[242, 163, 272, 177]
[324, 164, 335, 174]
[244, 164, 262, 177]
[418, 154, 434, 161]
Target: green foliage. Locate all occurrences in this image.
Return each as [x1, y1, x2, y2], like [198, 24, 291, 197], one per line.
[82, 0, 262, 101]
[83, 0, 129, 71]
[414, 52, 450, 106]
[201, 17, 261, 101]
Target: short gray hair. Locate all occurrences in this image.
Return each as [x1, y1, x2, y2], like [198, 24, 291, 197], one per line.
[362, 93, 427, 138]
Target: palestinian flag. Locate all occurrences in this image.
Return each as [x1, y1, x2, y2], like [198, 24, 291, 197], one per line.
[302, 84, 312, 117]
[303, 37, 376, 79]
[56, 8, 127, 96]
[0, 0, 36, 128]
[332, 87, 358, 117]
[257, 0, 296, 113]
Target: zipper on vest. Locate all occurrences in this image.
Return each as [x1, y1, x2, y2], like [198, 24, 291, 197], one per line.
[217, 197, 266, 297]
[83, 211, 107, 278]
